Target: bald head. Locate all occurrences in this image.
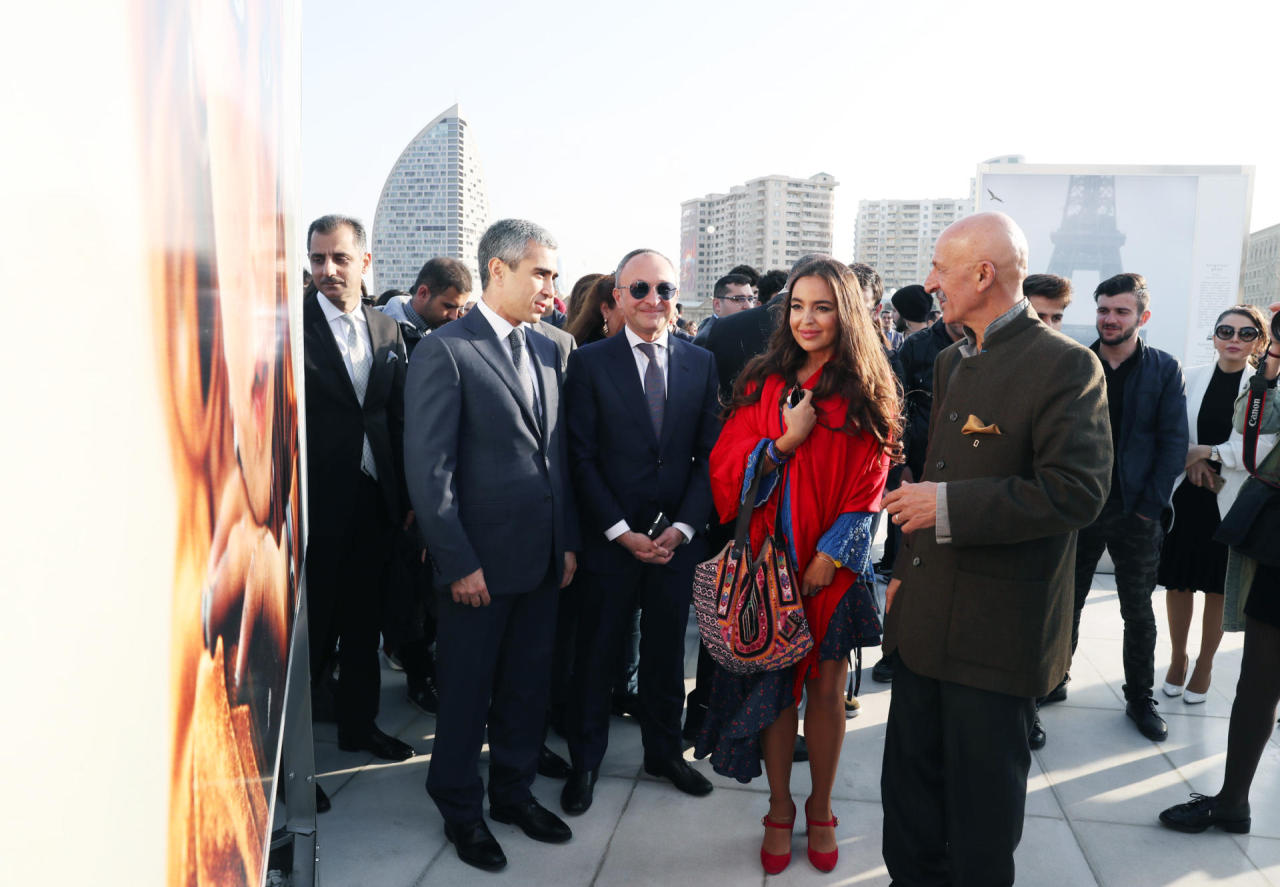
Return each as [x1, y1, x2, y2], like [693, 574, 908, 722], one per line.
[925, 212, 1030, 335]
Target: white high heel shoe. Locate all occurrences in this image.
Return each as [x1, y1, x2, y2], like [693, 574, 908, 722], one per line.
[1162, 680, 1184, 698]
[1183, 688, 1207, 704]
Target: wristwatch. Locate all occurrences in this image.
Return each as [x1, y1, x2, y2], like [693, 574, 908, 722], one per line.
[1210, 445, 1221, 463]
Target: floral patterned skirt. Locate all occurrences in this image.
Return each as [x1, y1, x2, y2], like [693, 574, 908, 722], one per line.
[692, 573, 882, 783]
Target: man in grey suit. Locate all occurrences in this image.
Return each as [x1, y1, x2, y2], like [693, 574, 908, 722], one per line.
[405, 219, 580, 873]
[880, 213, 1112, 885]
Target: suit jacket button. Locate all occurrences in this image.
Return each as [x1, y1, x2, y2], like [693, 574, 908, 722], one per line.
[912, 556, 922, 567]
[949, 412, 958, 421]
[657, 458, 663, 467]
[936, 460, 945, 470]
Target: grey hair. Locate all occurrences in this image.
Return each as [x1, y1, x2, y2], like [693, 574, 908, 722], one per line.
[477, 218, 558, 289]
[307, 214, 367, 253]
[614, 248, 675, 282]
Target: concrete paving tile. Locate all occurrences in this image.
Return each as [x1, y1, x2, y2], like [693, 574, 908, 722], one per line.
[1014, 816, 1097, 886]
[417, 776, 633, 887]
[1035, 707, 1193, 825]
[1025, 753, 1065, 819]
[1232, 835, 1280, 886]
[1073, 820, 1269, 886]
[316, 756, 439, 887]
[594, 781, 766, 887]
[1047, 646, 1126, 711]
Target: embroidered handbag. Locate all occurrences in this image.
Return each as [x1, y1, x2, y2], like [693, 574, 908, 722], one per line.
[693, 462, 814, 674]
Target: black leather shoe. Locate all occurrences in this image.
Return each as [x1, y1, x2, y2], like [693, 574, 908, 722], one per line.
[338, 726, 416, 761]
[444, 819, 507, 872]
[1028, 714, 1046, 750]
[407, 677, 439, 714]
[644, 756, 713, 796]
[315, 784, 331, 814]
[537, 745, 572, 779]
[611, 691, 641, 719]
[489, 797, 572, 844]
[1159, 793, 1251, 834]
[872, 651, 896, 683]
[560, 768, 598, 815]
[1126, 696, 1168, 741]
[1038, 674, 1069, 706]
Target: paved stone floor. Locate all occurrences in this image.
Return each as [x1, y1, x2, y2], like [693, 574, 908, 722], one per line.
[310, 560, 1280, 886]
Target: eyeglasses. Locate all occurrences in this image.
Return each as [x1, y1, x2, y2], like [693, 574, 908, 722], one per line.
[623, 281, 678, 301]
[720, 295, 756, 304]
[1214, 325, 1261, 342]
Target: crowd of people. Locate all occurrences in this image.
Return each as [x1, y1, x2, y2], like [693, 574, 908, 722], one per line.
[302, 209, 1280, 882]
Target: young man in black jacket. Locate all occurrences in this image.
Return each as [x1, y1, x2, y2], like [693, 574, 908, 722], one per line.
[1060, 273, 1188, 742]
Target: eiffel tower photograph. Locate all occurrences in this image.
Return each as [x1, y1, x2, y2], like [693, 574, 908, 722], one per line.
[1046, 175, 1127, 279]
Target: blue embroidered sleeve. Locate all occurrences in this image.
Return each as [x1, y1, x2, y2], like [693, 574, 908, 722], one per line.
[816, 512, 875, 574]
[740, 438, 781, 507]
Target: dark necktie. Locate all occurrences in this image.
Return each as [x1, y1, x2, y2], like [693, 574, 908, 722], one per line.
[635, 342, 665, 438]
[508, 327, 538, 416]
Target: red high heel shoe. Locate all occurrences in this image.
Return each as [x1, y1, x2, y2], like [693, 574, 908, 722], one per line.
[760, 801, 796, 875]
[805, 801, 840, 872]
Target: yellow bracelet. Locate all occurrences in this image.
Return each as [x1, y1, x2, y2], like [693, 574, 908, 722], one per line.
[817, 552, 842, 569]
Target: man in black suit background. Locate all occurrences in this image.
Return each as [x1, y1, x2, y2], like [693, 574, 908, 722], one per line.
[559, 248, 721, 814]
[303, 214, 415, 763]
[406, 219, 580, 873]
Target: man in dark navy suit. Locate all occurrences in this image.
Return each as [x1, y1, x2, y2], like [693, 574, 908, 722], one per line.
[303, 214, 415, 765]
[406, 219, 580, 873]
[559, 248, 721, 814]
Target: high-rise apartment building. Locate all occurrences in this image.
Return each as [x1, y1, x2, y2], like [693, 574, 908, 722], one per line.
[853, 197, 974, 297]
[680, 173, 837, 304]
[1244, 222, 1280, 308]
[372, 104, 490, 294]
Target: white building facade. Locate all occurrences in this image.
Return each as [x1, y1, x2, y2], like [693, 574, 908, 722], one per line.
[372, 104, 490, 294]
[680, 173, 837, 303]
[1244, 222, 1280, 309]
[853, 197, 973, 297]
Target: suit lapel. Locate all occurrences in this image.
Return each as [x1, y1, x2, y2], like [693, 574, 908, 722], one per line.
[660, 336, 696, 451]
[529, 330, 558, 447]
[463, 309, 541, 438]
[602, 332, 660, 447]
[305, 293, 359, 406]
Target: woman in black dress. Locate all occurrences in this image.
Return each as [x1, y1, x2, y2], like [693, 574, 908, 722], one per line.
[1159, 306, 1272, 702]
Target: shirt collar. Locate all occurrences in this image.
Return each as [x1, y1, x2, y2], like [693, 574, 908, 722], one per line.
[318, 293, 365, 325]
[475, 296, 531, 341]
[958, 298, 1028, 357]
[624, 325, 670, 351]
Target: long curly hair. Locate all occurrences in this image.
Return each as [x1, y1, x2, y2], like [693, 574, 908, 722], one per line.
[729, 255, 901, 449]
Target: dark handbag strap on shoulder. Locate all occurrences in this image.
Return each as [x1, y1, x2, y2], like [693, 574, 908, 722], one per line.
[731, 454, 788, 557]
[1242, 376, 1280, 489]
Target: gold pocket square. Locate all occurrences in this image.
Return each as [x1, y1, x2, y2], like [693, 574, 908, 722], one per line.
[961, 414, 1002, 436]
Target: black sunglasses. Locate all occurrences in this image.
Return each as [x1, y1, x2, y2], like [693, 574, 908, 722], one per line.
[624, 281, 678, 301]
[1214, 324, 1260, 342]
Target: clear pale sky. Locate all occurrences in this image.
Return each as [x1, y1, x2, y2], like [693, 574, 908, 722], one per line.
[302, 0, 1280, 290]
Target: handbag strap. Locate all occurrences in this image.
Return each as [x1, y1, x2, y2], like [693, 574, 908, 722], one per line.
[1242, 378, 1280, 489]
[732, 446, 791, 555]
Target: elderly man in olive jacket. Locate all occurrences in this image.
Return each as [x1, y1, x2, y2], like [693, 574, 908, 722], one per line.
[880, 212, 1112, 887]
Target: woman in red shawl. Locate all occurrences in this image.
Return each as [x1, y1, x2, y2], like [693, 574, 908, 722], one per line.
[697, 256, 898, 874]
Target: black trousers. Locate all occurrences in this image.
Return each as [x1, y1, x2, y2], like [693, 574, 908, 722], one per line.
[427, 571, 559, 825]
[882, 658, 1034, 887]
[568, 556, 695, 771]
[1071, 495, 1163, 700]
[306, 475, 391, 738]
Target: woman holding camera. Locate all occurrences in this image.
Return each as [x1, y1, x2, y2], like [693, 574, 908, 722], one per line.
[1161, 303, 1280, 835]
[700, 256, 897, 874]
[1159, 306, 1274, 702]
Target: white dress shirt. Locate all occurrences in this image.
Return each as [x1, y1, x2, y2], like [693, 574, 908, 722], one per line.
[604, 326, 694, 544]
[318, 292, 373, 384]
[475, 297, 542, 415]
[317, 295, 378, 478]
